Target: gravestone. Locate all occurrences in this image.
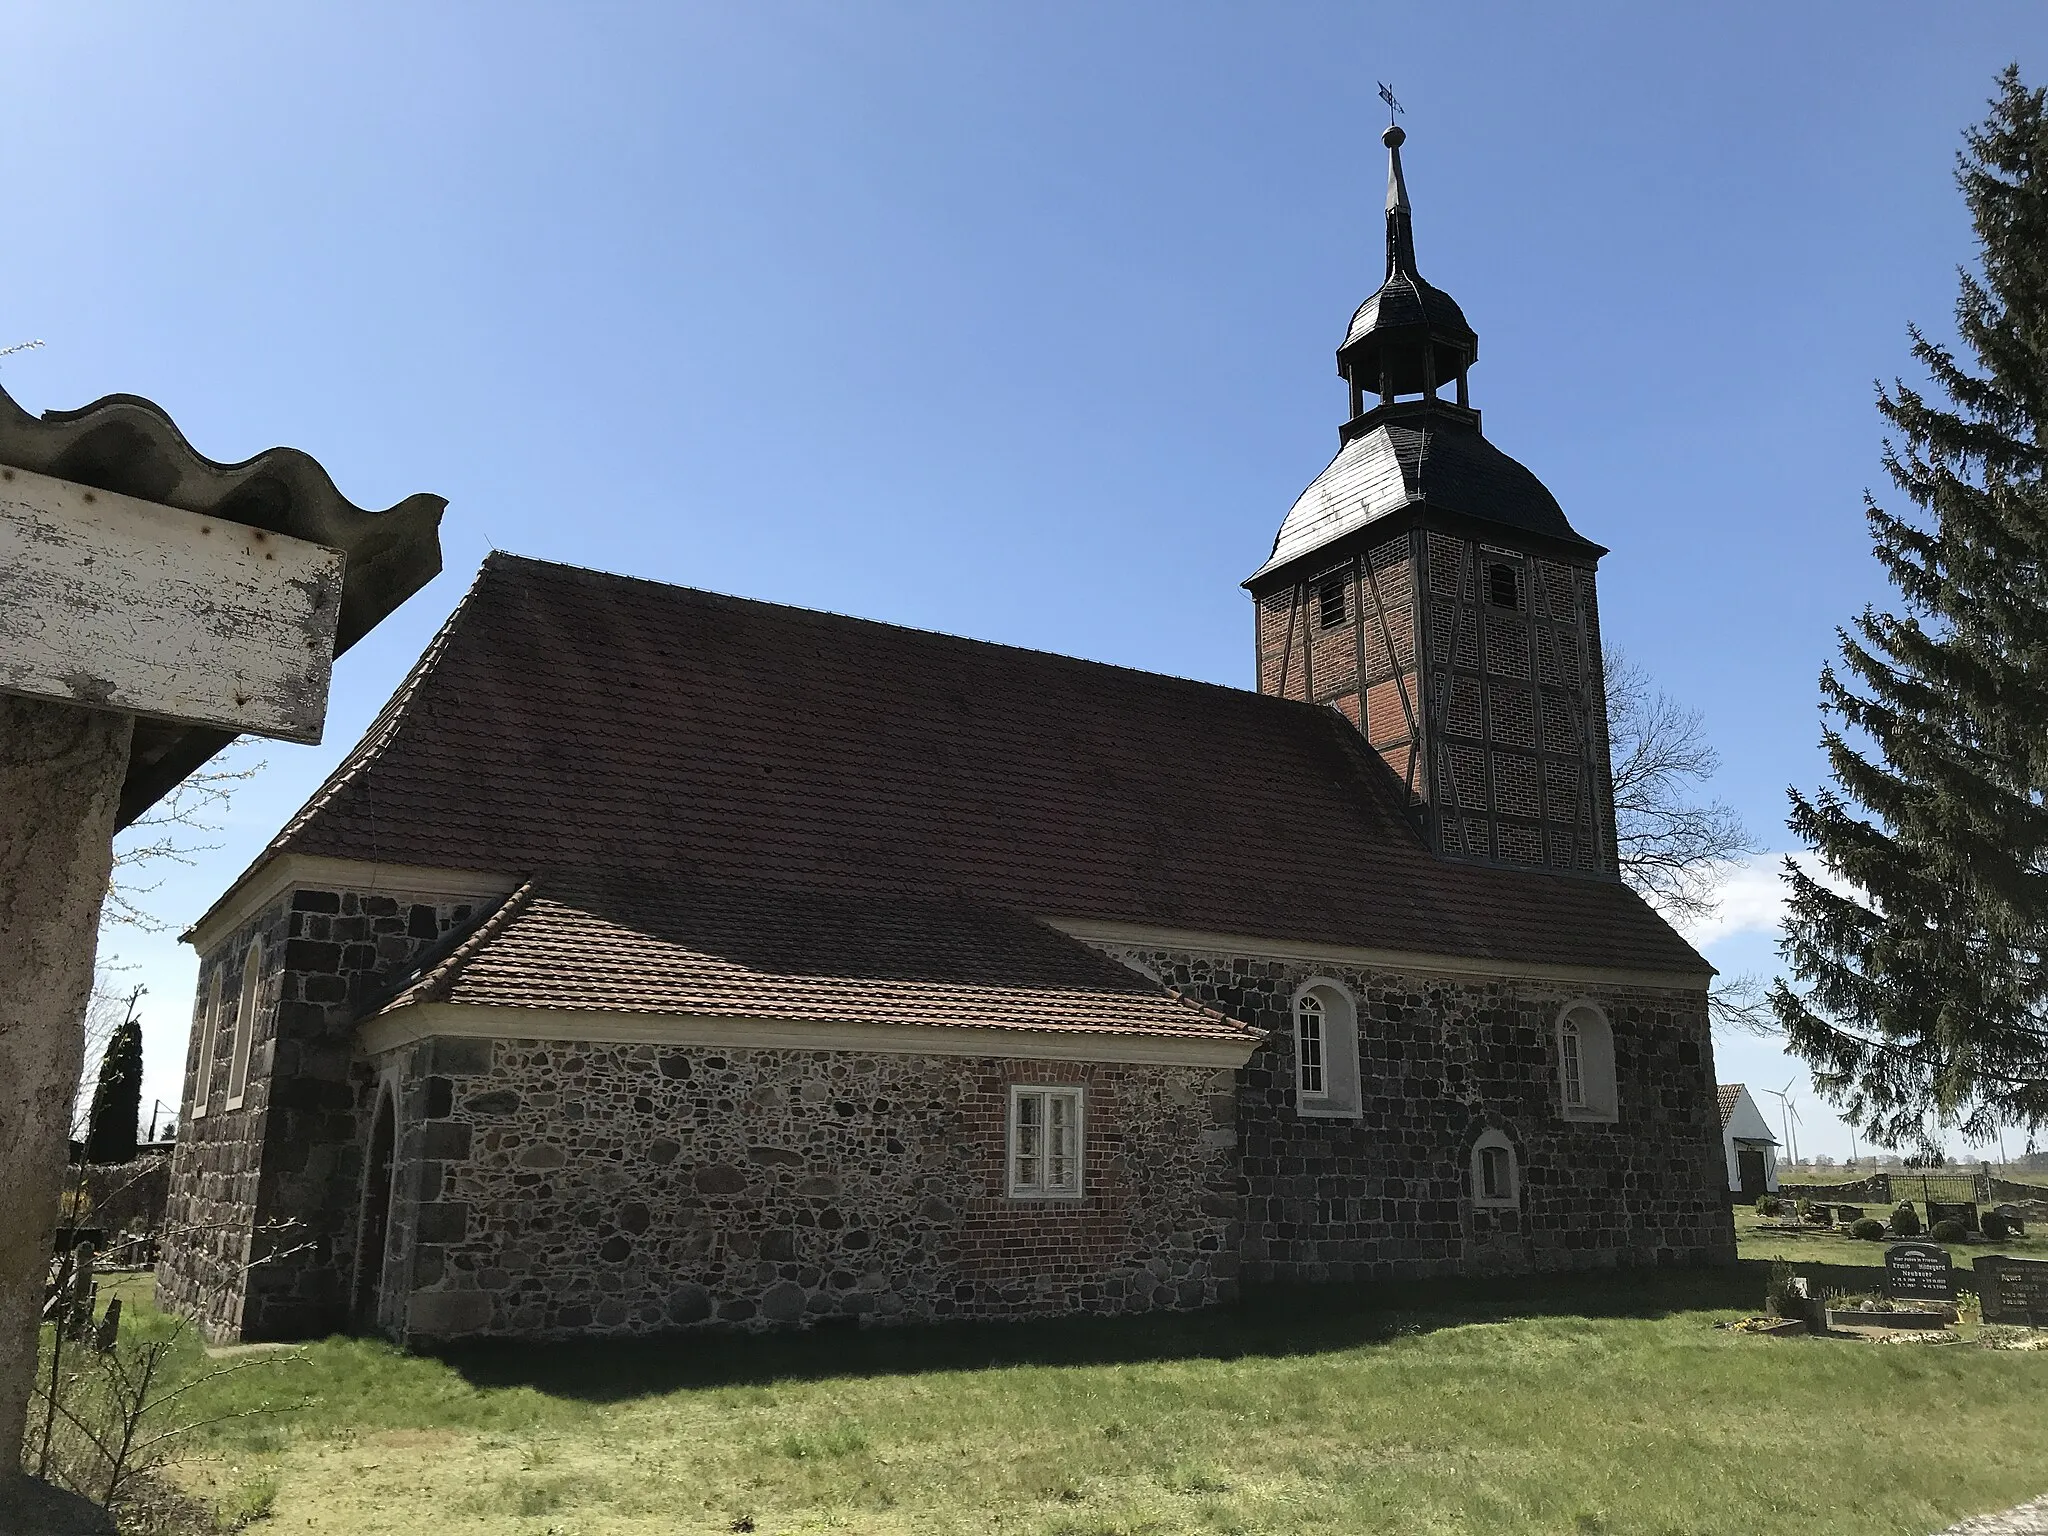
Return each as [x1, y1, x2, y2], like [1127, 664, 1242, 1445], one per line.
[1885, 1242, 1956, 1302]
[1973, 1256, 2048, 1326]
[1836, 1205, 1865, 1224]
[1927, 1200, 1980, 1233]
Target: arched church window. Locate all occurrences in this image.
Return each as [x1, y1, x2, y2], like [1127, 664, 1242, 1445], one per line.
[1295, 994, 1325, 1094]
[1471, 1128, 1517, 1207]
[191, 967, 224, 1120]
[1556, 1001, 1618, 1122]
[1292, 980, 1361, 1117]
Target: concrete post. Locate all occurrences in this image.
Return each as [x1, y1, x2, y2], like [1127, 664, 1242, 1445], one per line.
[0, 695, 132, 1497]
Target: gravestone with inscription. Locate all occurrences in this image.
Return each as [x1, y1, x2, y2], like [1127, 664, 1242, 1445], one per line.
[1885, 1242, 1956, 1302]
[1973, 1256, 2048, 1326]
[1927, 1200, 1980, 1233]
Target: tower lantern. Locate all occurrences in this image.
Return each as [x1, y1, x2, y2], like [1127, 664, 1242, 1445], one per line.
[1246, 122, 1618, 874]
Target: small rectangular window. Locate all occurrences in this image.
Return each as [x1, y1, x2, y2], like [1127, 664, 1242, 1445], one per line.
[1317, 578, 1348, 630]
[1487, 562, 1520, 610]
[1009, 1086, 1083, 1199]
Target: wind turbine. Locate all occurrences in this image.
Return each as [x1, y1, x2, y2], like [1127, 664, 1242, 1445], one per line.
[1766, 1078, 1802, 1166]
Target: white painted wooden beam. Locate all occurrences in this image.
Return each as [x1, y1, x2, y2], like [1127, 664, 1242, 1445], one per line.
[0, 463, 344, 743]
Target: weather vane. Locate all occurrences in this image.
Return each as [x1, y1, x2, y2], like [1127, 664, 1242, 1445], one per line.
[1378, 82, 1403, 125]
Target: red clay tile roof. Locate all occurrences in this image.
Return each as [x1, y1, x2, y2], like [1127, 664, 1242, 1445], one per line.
[256, 554, 1706, 977]
[1718, 1083, 1744, 1125]
[379, 876, 1255, 1041]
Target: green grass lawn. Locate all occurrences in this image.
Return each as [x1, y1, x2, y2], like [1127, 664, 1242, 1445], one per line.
[83, 1263, 2048, 1536]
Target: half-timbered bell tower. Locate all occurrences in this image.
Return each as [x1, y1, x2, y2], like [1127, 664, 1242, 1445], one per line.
[1247, 123, 1619, 874]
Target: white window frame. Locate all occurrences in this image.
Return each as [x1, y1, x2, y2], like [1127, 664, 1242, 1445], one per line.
[191, 967, 223, 1120]
[1008, 1084, 1085, 1200]
[1556, 1000, 1619, 1123]
[225, 941, 263, 1110]
[1292, 979, 1362, 1117]
[1295, 992, 1327, 1096]
[1471, 1128, 1518, 1208]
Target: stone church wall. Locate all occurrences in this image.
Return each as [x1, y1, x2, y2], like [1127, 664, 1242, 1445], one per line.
[157, 884, 493, 1341]
[1094, 942, 1735, 1283]
[358, 1036, 1239, 1342]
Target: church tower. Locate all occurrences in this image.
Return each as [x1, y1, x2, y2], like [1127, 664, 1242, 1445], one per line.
[1247, 124, 1617, 874]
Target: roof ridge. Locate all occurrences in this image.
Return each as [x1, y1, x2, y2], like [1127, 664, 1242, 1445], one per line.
[477, 551, 1324, 715]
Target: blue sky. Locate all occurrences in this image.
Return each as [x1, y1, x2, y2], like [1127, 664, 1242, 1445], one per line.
[5, 4, 2044, 1158]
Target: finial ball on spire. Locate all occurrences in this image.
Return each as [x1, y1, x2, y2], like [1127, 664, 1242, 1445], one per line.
[1382, 124, 1406, 149]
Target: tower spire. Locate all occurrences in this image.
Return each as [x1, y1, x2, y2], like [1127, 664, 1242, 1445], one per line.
[1383, 124, 1416, 279]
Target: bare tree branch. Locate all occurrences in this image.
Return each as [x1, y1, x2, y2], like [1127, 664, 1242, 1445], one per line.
[1605, 647, 1761, 925]
[1708, 973, 1778, 1037]
[103, 755, 264, 933]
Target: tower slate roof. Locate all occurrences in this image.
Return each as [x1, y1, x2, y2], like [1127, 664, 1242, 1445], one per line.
[229, 554, 1707, 979]
[1252, 408, 1595, 580]
[1250, 124, 1601, 586]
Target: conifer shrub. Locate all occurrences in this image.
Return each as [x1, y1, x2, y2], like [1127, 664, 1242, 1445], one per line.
[1851, 1217, 1886, 1241]
[1890, 1203, 1923, 1237]
[1980, 1210, 2011, 1240]
[1931, 1219, 1968, 1244]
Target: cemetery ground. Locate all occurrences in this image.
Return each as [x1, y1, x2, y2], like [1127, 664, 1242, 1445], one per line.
[71, 1262, 2048, 1536]
[1734, 1203, 2048, 1268]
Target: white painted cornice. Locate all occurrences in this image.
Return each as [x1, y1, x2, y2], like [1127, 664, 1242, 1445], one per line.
[184, 855, 519, 954]
[1046, 918, 1713, 993]
[359, 1001, 1260, 1068]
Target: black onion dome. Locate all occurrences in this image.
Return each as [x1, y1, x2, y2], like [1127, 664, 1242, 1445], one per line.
[1345, 273, 1474, 352]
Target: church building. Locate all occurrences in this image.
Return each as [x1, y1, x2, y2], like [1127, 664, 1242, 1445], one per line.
[159, 127, 1735, 1344]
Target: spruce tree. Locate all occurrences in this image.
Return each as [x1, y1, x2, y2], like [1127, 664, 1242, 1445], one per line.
[84, 1014, 143, 1166]
[1773, 68, 2048, 1150]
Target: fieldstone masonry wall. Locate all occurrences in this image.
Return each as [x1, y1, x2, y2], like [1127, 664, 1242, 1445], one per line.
[158, 884, 498, 1340]
[160, 879, 1733, 1346]
[363, 1037, 1239, 1341]
[1099, 943, 1736, 1281]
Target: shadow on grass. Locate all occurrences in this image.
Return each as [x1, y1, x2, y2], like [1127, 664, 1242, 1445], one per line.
[430, 1261, 1771, 1404]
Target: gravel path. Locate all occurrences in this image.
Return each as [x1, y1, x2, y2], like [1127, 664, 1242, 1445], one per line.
[1934, 1495, 2048, 1534]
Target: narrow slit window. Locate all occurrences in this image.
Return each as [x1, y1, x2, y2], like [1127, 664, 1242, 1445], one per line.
[1295, 993, 1326, 1096]
[1487, 562, 1520, 610]
[1472, 1131, 1517, 1206]
[1317, 578, 1348, 630]
[226, 942, 262, 1109]
[192, 969, 223, 1119]
[1480, 1145, 1508, 1199]
[1009, 1086, 1083, 1198]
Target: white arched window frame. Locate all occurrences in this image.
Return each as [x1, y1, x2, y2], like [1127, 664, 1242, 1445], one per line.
[1292, 979, 1361, 1117]
[191, 967, 224, 1120]
[1556, 1000, 1618, 1122]
[224, 942, 263, 1110]
[1471, 1127, 1518, 1207]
